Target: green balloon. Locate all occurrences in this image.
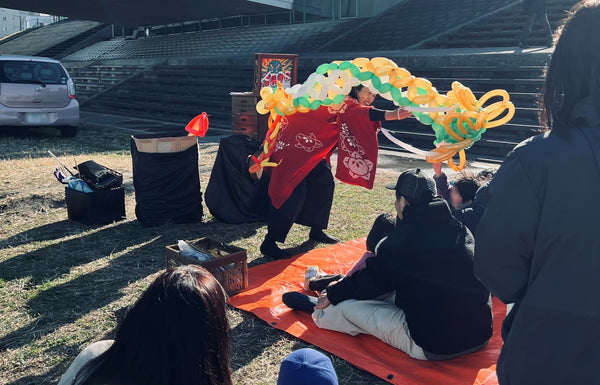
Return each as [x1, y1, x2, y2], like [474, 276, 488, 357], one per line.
[323, 98, 333, 105]
[432, 123, 445, 140]
[358, 71, 373, 81]
[419, 115, 434, 125]
[390, 87, 402, 102]
[339, 61, 352, 70]
[416, 87, 428, 96]
[328, 63, 339, 71]
[378, 83, 392, 93]
[349, 65, 360, 77]
[310, 100, 321, 110]
[298, 97, 311, 108]
[398, 97, 411, 106]
[316, 63, 329, 75]
[333, 94, 345, 104]
[371, 76, 382, 89]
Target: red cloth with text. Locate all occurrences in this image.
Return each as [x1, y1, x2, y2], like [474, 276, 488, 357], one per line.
[268, 97, 380, 209]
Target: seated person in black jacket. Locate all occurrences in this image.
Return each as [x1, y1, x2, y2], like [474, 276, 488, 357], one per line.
[432, 163, 491, 235]
[283, 168, 492, 360]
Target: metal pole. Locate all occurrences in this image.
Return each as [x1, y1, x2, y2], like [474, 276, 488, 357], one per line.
[303, 0, 306, 23]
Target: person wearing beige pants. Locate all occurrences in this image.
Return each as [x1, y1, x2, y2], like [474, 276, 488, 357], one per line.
[312, 291, 428, 360]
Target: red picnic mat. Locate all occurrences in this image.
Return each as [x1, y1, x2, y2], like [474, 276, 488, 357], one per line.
[228, 238, 505, 385]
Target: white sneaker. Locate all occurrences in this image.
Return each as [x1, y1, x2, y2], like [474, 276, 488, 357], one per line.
[303, 266, 321, 291]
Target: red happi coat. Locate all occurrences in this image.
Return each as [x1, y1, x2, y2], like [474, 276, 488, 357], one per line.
[267, 97, 381, 209]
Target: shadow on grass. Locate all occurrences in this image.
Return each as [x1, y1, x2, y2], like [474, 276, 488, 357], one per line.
[0, 216, 264, 352]
[0, 233, 162, 352]
[0, 218, 263, 285]
[0, 125, 130, 161]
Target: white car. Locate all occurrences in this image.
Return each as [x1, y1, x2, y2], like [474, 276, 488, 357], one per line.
[0, 55, 79, 137]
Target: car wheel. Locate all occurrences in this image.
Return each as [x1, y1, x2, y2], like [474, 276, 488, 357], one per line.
[59, 126, 78, 138]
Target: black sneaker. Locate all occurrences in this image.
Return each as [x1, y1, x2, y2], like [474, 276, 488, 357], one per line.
[309, 229, 339, 244]
[260, 238, 292, 259]
[282, 292, 318, 313]
[308, 274, 345, 291]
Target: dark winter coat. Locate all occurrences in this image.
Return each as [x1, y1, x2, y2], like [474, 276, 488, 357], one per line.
[475, 96, 600, 385]
[434, 172, 489, 234]
[327, 198, 493, 356]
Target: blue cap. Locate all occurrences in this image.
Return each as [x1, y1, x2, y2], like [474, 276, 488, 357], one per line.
[277, 348, 339, 385]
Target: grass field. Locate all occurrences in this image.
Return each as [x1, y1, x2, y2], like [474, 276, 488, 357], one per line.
[0, 124, 434, 385]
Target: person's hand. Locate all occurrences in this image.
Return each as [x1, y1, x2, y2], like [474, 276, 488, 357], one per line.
[396, 108, 412, 120]
[315, 292, 332, 309]
[432, 162, 443, 176]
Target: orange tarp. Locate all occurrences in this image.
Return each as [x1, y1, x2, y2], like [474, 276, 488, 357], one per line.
[229, 238, 505, 385]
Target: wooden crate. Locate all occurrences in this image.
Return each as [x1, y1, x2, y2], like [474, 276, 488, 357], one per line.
[230, 92, 268, 141]
[166, 237, 248, 296]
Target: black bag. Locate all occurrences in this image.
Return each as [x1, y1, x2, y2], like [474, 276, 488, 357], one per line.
[76, 160, 123, 191]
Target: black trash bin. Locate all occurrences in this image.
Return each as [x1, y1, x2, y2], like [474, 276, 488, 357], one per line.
[205, 135, 268, 224]
[131, 133, 204, 227]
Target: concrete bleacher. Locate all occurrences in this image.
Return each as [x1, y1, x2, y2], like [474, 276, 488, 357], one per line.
[316, 0, 518, 52]
[64, 63, 148, 102]
[83, 62, 255, 127]
[61, 18, 366, 61]
[420, 0, 579, 49]
[0, 19, 105, 57]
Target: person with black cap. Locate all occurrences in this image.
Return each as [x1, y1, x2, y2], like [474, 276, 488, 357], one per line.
[283, 168, 492, 360]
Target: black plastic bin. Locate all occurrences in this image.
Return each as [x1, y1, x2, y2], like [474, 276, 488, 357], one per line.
[65, 186, 126, 225]
[131, 133, 204, 227]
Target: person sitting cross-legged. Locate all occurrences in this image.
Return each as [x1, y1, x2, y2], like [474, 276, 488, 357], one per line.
[283, 168, 493, 360]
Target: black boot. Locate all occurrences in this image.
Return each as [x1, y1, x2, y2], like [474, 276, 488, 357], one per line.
[309, 228, 339, 244]
[282, 292, 318, 313]
[260, 234, 292, 259]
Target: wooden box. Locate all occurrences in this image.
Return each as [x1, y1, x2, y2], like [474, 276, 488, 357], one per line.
[166, 237, 248, 295]
[230, 92, 268, 141]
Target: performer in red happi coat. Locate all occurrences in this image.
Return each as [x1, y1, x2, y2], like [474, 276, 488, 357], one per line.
[260, 85, 412, 258]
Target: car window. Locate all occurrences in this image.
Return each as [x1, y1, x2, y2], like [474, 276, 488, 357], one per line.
[0, 61, 68, 85]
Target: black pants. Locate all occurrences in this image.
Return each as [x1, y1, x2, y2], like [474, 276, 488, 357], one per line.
[519, 12, 552, 45]
[267, 160, 335, 243]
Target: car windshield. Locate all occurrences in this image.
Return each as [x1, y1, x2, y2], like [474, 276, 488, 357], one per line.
[0, 61, 68, 85]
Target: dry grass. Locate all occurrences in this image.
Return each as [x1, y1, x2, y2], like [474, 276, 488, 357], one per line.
[0, 125, 432, 385]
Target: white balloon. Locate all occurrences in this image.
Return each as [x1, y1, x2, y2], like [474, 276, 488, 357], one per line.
[380, 91, 393, 101]
[329, 84, 343, 96]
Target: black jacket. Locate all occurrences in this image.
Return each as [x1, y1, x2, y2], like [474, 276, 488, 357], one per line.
[327, 198, 493, 355]
[434, 172, 489, 234]
[475, 97, 600, 385]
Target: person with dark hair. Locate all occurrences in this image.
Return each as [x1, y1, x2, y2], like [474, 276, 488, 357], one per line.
[277, 348, 338, 385]
[518, 0, 553, 48]
[475, 2, 600, 383]
[283, 169, 492, 360]
[260, 85, 411, 259]
[57, 265, 232, 385]
[432, 163, 487, 234]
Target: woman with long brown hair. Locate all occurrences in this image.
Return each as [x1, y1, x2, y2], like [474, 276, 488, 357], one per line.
[58, 265, 232, 385]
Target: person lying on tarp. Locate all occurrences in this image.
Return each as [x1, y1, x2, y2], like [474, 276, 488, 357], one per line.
[282, 168, 493, 360]
[260, 85, 412, 259]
